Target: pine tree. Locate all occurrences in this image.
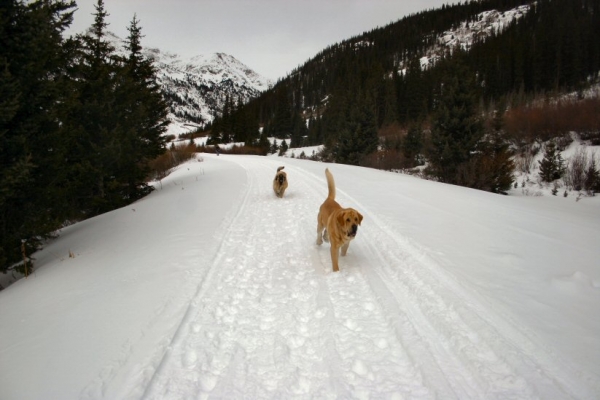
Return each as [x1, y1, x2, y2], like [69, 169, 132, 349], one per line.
[429, 59, 485, 184]
[278, 139, 288, 156]
[221, 95, 234, 143]
[272, 89, 292, 138]
[270, 139, 279, 155]
[116, 14, 168, 201]
[403, 123, 424, 166]
[538, 142, 565, 182]
[0, 0, 77, 272]
[332, 96, 379, 166]
[62, 0, 122, 215]
[584, 155, 599, 195]
[257, 130, 271, 155]
[461, 131, 515, 193]
[290, 111, 307, 148]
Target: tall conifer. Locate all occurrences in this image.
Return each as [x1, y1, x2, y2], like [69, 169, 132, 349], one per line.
[0, 0, 76, 272]
[117, 14, 168, 200]
[429, 59, 484, 184]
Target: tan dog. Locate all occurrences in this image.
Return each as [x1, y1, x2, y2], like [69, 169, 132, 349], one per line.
[273, 166, 288, 198]
[316, 168, 363, 272]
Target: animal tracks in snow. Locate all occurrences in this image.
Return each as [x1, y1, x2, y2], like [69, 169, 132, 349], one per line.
[137, 157, 593, 400]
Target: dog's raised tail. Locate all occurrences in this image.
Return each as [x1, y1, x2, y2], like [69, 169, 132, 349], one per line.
[325, 168, 336, 200]
[277, 166, 285, 172]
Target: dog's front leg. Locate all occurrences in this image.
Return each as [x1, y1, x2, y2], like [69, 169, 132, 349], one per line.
[341, 242, 349, 256]
[330, 245, 340, 272]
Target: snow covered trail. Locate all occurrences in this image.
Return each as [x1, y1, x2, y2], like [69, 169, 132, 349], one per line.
[2, 154, 598, 400]
[134, 155, 595, 399]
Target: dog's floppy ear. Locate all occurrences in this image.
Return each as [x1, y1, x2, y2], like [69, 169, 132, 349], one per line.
[357, 211, 363, 225]
[336, 211, 347, 227]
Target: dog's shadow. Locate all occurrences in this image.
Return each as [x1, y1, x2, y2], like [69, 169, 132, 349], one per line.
[272, 190, 299, 200]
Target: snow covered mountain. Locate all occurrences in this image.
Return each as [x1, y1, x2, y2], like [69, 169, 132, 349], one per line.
[418, 4, 531, 70]
[108, 32, 272, 136]
[148, 50, 272, 136]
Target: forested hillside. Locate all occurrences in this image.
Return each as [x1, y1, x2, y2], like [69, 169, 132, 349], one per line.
[206, 0, 600, 182]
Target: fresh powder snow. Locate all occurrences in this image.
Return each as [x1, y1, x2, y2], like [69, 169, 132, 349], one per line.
[0, 154, 599, 399]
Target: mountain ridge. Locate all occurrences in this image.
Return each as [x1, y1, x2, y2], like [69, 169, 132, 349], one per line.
[106, 31, 272, 136]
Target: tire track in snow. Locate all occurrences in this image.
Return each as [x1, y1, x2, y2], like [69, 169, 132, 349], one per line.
[136, 157, 593, 399]
[293, 164, 593, 399]
[141, 158, 332, 398]
[291, 165, 439, 398]
[330, 177, 595, 399]
[139, 162, 261, 399]
[140, 158, 435, 399]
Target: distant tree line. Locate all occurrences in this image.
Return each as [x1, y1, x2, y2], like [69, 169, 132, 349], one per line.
[205, 0, 600, 191]
[1, 0, 168, 273]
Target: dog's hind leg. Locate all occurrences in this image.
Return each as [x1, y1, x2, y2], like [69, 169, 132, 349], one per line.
[316, 222, 324, 245]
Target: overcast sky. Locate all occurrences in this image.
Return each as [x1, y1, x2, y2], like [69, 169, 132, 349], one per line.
[68, 0, 450, 80]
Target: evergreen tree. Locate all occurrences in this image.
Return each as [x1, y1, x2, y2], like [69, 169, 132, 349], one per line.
[460, 131, 515, 193]
[221, 95, 234, 143]
[269, 139, 279, 155]
[290, 111, 307, 148]
[63, 0, 122, 215]
[278, 139, 288, 156]
[332, 96, 379, 166]
[272, 89, 292, 138]
[538, 142, 565, 182]
[257, 130, 271, 155]
[584, 155, 599, 194]
[306, 115, 323, 146]
[428, 59, 485, 184]
[0, 0, 76, 272]
[403, 123, 424, 166]
[116, 14, 168, 201]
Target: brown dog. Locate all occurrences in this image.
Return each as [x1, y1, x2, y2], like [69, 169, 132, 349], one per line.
[316, 168, 363, 272]
[273, 166, 288, 198]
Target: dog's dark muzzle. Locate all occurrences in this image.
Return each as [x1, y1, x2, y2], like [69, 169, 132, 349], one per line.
[278, 175, 285, 185]
[348, 224, 358, 237]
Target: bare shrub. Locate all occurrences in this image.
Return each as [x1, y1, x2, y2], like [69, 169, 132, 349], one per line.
[505, 97, 600, 143]
[514, 144, 538, 173]
[378, 122, 405, 140]
[565, 147, 589, 191]
[564, 149, 600, 194]
[197, 144, 267, 156]
[455, 150, 514, 194]
[148, 142, 197, 181]
[360, 149, 409, 171]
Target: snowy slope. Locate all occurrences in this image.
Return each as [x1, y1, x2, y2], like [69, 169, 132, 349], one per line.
[107, 32, 271, 136]
[150, 51, 271, 136]
[0, 155, 599, 399]
[417, 5, 530, 70]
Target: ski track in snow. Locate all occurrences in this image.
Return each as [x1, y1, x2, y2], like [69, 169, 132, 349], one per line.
[93, 157, 596, 399]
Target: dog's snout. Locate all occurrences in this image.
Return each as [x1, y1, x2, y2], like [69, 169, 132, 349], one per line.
[351, 224, 358, 233]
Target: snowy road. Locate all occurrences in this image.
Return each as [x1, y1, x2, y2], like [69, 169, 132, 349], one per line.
[1, 154, 598, 400]
[133, 156, 596, 399]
